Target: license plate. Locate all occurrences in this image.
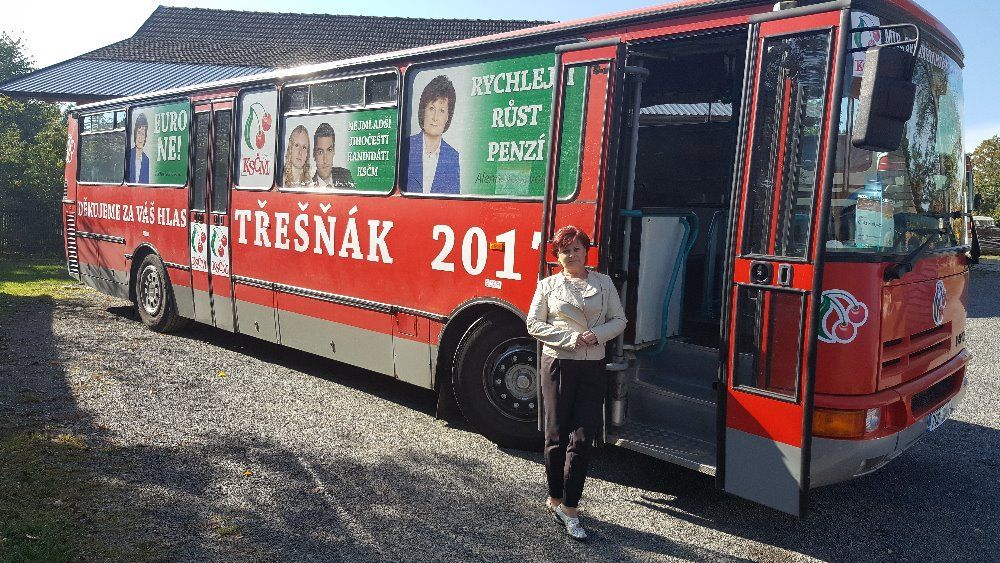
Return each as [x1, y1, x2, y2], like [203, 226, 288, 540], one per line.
[927, 404, 953, 432]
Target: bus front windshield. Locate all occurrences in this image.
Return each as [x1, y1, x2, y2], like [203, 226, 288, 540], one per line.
[827, 18, 966, 257]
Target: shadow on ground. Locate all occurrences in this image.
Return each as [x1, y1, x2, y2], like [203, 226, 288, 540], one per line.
[5, 267, 996, 561]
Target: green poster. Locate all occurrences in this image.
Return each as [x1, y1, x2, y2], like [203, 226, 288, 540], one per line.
[282, 108, 397, 192]
[404, 51, 586, 198]
[130, 101, 190, 185]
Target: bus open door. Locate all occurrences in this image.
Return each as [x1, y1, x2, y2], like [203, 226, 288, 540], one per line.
[719, 10, 844, 516]
[541, 38, 621, 254]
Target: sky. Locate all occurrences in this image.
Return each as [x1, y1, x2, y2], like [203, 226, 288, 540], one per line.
[3, 0, 998, 147]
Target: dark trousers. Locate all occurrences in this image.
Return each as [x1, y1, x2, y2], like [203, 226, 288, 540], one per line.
[540, 355, 606, 508]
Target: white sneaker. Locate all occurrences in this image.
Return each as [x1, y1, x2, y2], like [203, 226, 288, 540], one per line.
[554, 505, 587, 540]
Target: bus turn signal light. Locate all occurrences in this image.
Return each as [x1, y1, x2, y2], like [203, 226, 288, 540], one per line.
[813, 408, 868, 439]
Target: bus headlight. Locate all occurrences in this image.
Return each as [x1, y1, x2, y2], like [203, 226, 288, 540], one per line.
[813, 407, 882, 439]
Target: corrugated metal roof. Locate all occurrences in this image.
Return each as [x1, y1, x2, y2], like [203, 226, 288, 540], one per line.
[639, 102, 734, 117]
[0, 59, 269, 103]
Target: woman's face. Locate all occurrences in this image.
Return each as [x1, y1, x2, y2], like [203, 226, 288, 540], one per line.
[422, 97, 450, 138]
[556, 239, 588, 273]
[134, 126, 147, 151]
[290, 130, 309, 168]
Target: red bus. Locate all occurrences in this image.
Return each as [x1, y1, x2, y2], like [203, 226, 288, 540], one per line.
[63, 0, 972, 516]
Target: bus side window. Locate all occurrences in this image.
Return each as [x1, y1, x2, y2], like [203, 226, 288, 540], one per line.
[211, 110, 232, 213]
[78, 110, 126, 184]
[278, 72, 398, 194]
[191, 114, 210, 211]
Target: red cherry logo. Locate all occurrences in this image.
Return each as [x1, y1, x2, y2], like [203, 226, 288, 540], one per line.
[847, 305, 866, 324]
[834, 322, 854, 341]
[822, 312, 838, 334]
[200, 232, 207, 243]
[262, 113, 272, 132]
[220, 235, 228, 247]
[255, 130, 266, 149]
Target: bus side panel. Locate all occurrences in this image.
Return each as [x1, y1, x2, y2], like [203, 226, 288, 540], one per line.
[225, 189, 556, 386]
[230, 192, 546, 319]
[276, 291, 395, 377]
[233, 282, 278, 343]
[123, 186, 193, 307]
[392, 314, 433, 389]
[75, 184, 119, 295]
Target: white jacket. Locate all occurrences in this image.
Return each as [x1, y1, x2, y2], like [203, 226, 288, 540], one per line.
[526, 271, 627, 360]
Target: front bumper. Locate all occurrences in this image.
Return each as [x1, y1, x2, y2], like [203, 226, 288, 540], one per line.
[810, 381, 967, 488]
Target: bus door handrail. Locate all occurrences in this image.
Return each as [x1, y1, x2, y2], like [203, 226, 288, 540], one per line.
[620, 208, 699, 356]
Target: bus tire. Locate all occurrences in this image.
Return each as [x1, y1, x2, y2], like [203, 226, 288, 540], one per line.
[453, 313, 543, 451]
[135, 254, 187, 333]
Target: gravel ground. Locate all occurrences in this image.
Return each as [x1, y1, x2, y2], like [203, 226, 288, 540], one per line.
[2, 266, 998, 562]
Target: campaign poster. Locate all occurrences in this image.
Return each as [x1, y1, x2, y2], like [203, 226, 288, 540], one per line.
[209, 225, 230, 277]
[190, 221, 209, 272]
[281, 108, 397, 192]
[403, 51, 587, 198]
[129, 101, 190, 185]
[237, 89, 278, 189]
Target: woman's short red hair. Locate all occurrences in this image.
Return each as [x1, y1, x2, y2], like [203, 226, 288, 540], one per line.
[551, 226, 591, 257]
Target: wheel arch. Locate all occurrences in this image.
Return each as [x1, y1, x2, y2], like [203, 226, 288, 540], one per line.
[127, 242, 162, 303]
[432, 298, 528, 410]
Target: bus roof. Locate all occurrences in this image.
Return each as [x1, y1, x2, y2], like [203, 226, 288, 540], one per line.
[74, 0, 962, 113]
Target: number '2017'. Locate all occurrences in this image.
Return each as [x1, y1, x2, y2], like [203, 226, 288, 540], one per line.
[431, 225, 526, 280]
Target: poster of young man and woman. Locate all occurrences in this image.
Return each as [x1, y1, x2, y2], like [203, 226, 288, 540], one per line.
[280, 109, 398, 192]
[235, 88, 398, 193]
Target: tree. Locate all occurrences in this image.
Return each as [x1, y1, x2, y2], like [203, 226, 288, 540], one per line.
[0, 33, 67, 256]
[971, 135, 1000, 219]
[0, 32, 32, 81]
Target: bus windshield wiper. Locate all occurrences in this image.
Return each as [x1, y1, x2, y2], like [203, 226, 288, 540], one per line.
[884, 227, 948, 280]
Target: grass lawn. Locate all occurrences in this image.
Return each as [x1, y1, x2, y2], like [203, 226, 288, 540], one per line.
[0, 257, 80, 300]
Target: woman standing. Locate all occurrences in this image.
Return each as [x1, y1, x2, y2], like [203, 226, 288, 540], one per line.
[527, 226, 626, 540]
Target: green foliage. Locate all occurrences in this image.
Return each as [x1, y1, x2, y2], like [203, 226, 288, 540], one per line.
[972, 135, 1000, 220]
[0, 33, 67, 256]
[0, 32, 33, 82]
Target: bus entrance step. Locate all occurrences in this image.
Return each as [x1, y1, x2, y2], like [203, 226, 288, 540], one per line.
[610, 422, 716, 476]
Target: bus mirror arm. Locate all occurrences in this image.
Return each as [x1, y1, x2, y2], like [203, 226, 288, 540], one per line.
[966, 212, 981, 265]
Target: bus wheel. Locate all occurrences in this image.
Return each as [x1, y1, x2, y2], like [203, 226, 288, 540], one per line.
[135, 254, 187, 333]
[453, 313, 542, 451]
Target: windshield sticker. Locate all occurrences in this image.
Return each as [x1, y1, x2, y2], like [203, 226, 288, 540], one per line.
[819, 289, 869, 344]
[933, 280, 946, 326]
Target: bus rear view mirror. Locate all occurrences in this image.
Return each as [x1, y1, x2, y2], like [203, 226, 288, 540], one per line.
[851, 46, 916, 152]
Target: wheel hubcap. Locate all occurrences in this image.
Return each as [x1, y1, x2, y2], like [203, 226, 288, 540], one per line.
[485, 339, 537, 422]
[141, 266, 162, 316]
